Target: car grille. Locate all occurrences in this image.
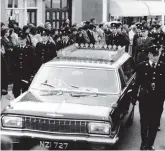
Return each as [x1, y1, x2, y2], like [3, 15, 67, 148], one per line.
[23, 117, 88, 134]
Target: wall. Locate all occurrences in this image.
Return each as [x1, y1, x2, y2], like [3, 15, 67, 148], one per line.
[82, 0, 103, 23]
[0, 0, 6, 23]
[72, 0, 82, 24]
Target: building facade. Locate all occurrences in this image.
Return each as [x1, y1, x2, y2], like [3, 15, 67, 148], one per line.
[1, 0, 164, 28]
[1, 0, 109, 28]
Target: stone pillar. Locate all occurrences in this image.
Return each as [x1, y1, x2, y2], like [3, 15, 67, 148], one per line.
[0, 0, 6, 23]
[102, 0, 108, 22]
[37, 0, 44, 26]
[162, 0, 165, 26]
[72, 0, 82, 24]
[82, 0, 103, 23]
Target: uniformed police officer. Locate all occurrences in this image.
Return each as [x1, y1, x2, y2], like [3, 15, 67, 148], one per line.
[55, 35, 64, 51]
[132, 23, 142, 60]
[132, 45, 165, 150]
[135, 25, 154, 64]
[86, 24, 97, 44]
[35, 30, 48, 70]
[106, 22, 129, 47]
[44, 30, 57, 62]
[12, 34, 36, 98]
[156, 43, 165, 131]
[149, 24, 165, 46]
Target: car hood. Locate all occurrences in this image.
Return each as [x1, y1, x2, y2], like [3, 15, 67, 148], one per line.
[3, 90, 120, 121]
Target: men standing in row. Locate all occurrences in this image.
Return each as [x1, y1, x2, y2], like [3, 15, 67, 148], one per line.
[133, 45, 165, 150]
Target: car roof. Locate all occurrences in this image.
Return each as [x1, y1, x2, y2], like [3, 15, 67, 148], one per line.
[45, 44, 131, 69]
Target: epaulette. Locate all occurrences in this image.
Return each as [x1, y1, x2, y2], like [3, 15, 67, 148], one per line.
[138, 61, 147, 66]
[160, 61, 165, 65]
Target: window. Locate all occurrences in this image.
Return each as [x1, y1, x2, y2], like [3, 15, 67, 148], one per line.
[27, 9, 37, 26]
[121, 58, 136, 83]
[31, 66, 119, 94]
[27, 0, 37, 7]
[52, 0, 61, 8]
[45, 0, 51, 8]
[62, 0, 68, 8]
[8, 0, 18, 8]
[45, 0, 71, 28]
[118, 68, 126, 90]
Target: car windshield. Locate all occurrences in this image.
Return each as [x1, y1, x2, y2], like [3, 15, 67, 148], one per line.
[31, 66, 119, 94]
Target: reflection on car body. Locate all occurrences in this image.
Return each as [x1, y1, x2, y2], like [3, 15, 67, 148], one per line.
[1, 43, 136, 150]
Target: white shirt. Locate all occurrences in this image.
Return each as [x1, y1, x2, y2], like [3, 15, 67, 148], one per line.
[149, 60, 159, 68]
[129, 30, 135, 43]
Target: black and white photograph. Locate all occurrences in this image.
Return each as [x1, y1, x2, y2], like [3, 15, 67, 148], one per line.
[0, 0, 165, 150]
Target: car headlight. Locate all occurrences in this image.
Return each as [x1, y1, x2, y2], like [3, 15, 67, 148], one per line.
[2, 116, 23, 128]
[88, 122, 111, 135]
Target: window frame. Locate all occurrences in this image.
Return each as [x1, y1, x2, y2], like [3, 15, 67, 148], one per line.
[120, 58, 136, 84]
[118, 67, 126, 91]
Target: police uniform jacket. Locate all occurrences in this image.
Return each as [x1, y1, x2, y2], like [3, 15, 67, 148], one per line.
[132, 33, 142, 58]
[35, 42, 47, 69]
[135, 37, 154, 63]
[56, 40, 64, 51]
[12, 45, 36, 79]
[134, 60, 165, 102]
[106, 32, 129, 46]
[1, 54, 9, 91]
[149, 32, 165, 46]
[45, 41, 57, 62]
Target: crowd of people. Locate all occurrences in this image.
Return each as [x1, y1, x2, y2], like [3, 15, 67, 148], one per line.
[1, 18, 165, 99]
[1, 17, 165, 150]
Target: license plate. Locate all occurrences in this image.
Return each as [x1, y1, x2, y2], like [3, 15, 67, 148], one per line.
[39, 141, 70, 150]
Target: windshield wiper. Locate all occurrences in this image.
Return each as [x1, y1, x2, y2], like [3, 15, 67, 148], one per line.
[40, 91, 63, 96]
[69, 85, 98, 97]
[40, 83, 56, 88]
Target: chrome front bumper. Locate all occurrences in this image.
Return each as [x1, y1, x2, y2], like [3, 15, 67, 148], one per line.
[1, 130, 119, 145]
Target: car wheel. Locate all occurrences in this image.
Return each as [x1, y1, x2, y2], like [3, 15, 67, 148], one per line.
[126, 106, 134, 126]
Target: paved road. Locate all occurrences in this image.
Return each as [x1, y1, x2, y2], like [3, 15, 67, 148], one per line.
[1, 94, 165, 150]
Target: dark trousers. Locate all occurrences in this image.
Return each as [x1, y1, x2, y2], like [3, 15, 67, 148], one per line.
[139, 93, 164, 147]
[13, 74, 29, 98]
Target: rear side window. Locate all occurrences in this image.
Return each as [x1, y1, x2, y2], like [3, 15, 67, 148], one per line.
[118, 68, 126, 90]
[121, 58, 135, 83]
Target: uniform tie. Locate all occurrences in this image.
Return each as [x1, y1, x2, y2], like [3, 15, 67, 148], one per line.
[152, 62, 156, 68]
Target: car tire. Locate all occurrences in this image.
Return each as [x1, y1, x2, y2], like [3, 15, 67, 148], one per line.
[126, 106, 134, 126]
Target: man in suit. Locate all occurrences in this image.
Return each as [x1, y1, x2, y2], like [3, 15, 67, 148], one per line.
[132, 45, 165, 150]
[86, 24, 97, 44]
